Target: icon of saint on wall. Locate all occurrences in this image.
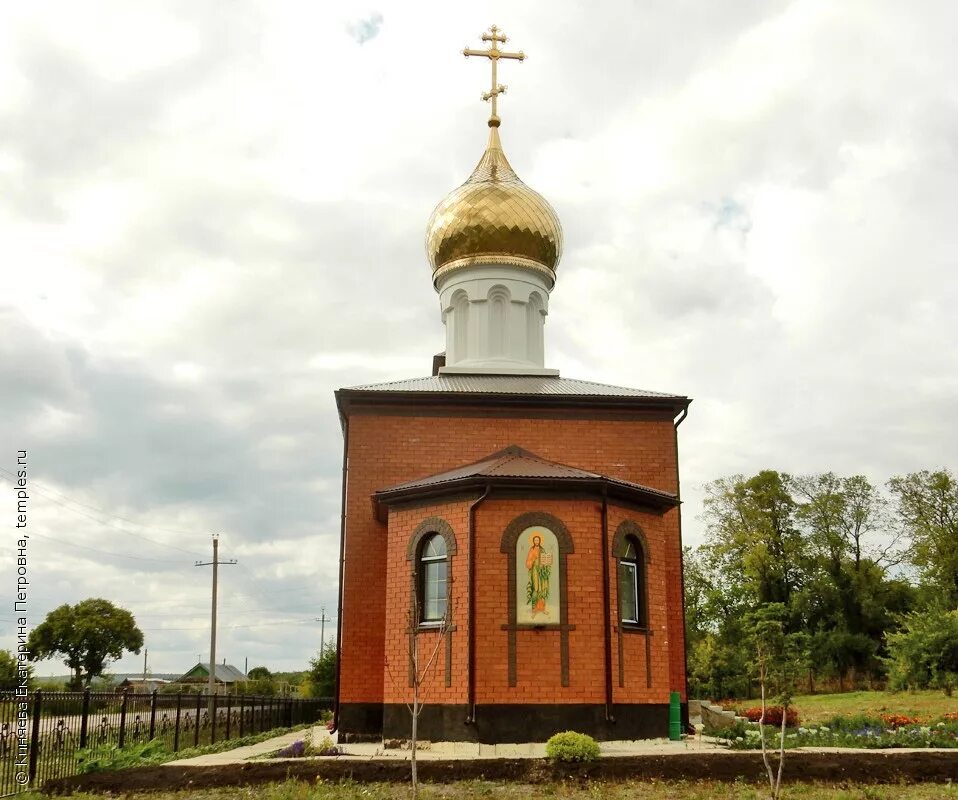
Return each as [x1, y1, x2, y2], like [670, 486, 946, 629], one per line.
[524, 532, 554, 616]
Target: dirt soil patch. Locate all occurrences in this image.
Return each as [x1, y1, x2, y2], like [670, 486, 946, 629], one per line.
[42, 751, 958, 795]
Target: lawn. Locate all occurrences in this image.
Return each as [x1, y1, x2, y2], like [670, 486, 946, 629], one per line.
[26, 782, 958, 800]
[783, 690, 958, 724]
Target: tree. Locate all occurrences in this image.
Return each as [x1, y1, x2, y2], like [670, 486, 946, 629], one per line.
[889, 469, 958, 606]
[247, 666, 272, 680]
[382, 593, 451, 800]
[0, 650, 30, 692]
[684, 545, 753, 698]
[886, 606, 958, 695]
[27, 598, 143, 689]
[792, 473, 908, 688]
[305, 647, 337, 698]
[703, 471, 804, 614]
[747, 605, 806, 800]
[403, 595, 449, 800]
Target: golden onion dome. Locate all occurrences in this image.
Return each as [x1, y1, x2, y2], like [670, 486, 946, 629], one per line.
[426, 125, 563, 287]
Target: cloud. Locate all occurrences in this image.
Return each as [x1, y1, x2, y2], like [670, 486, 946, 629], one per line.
[347, 12, 384, 45]
[0, 0, 955, 674]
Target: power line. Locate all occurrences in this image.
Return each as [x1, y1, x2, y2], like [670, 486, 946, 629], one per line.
[0, 471, 206, 557]
[140, 618, 320, 632]
[134, 607, 330, 618]
[29, 532, 187, 564]
[0, 467, 208, 542]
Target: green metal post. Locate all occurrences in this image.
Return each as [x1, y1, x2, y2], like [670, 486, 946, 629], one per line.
[669, 691, 682, 741]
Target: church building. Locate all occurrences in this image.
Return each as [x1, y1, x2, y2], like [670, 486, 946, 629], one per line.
[333, 27, 691, 743]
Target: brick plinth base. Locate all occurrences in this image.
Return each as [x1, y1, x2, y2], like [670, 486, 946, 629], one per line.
[339, 702, 689, 743]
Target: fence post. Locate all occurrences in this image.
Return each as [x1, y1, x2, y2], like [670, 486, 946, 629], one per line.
[210, 691, 217, 745]
[238, 694, 245, 738]
[79, 689, 90, 749]
[27, 690, 42, 785]
[117, 690, 129, 748]
[225, 694, 231, 741]
[149, 690, 158, 740]
[173, 693, 182, 752]
[193, 692, 202, 748]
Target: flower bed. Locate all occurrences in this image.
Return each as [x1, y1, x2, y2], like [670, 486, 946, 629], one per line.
[738, 706, 799, 727]
[711, 712, 958, 750]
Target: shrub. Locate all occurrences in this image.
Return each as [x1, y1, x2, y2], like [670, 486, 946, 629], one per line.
[273, 728, 339, 758]
[739, 706, 799, 727]
[545, 731, 600, 762]
[880, 713, 922, 729]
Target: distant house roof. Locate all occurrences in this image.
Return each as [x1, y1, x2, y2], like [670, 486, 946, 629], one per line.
[373, 445, 678, 518]
[176, 663, 248, 683]
[108, 673, 181, 683]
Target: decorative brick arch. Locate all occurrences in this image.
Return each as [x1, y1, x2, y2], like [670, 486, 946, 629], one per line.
[406, 516, 458, 561]
[611, 519, 651, 563]
[404, 515, 458, 687]
[499, 511, 574, 556]
[499, 511, 575, 687]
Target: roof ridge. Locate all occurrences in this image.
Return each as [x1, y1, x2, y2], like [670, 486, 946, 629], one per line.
[348, 375, 433, 390]
[341, 374, 687, 400]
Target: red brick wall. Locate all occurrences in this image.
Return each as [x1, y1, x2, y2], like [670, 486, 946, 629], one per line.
[338, 405, 683, 707]
[382, 501, 471, 705]
[607, 504, 686, 702]
[474, 498, 604, 704]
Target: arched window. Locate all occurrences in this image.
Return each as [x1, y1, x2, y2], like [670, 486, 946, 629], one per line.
[618, 537, 645, 626]
[419, 533, 448, 623]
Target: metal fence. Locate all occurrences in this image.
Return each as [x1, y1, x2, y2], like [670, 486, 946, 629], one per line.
[0, 690, 332, 796]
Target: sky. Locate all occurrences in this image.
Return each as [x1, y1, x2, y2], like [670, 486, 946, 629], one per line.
[1, 0, 956, 677]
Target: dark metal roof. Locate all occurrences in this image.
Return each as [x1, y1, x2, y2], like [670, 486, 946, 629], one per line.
[383, 445, 605, 491]
[177, 662, 248, 683]
[373, 445, 678, 513]
[345, 374, 684, 399]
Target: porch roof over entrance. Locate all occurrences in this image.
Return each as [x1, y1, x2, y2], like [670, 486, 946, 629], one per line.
[372, 445, 678, 519]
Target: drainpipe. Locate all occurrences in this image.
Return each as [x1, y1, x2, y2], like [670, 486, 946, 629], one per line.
[673, 405, 690, 720]
[600, 486, 614, 722]
[331, 418, 349, 733]
[466, 485, 491, 725]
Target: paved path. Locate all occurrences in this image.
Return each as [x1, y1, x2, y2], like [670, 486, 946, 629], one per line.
[164, 727, 327, 766]
[165, 725, 958, 768]
[165, 729, 725, 766]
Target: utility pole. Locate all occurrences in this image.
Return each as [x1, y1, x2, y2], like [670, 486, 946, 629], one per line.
[320, 607, 327, 658]
[195, 534, 237, 707]
[142, 648, 148, 685]
[315, 608, 334, 658]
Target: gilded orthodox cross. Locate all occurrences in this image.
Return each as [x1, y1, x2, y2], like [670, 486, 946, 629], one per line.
[463, 25, 525, 126]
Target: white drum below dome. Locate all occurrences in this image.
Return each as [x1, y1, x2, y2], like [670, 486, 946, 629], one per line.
[437, 265, 558, 376]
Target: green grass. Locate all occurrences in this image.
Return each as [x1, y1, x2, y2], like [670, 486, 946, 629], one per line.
[782, 691, 958, 724]
[30, 779, 958, 800]
[74, 724, 311, 772]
